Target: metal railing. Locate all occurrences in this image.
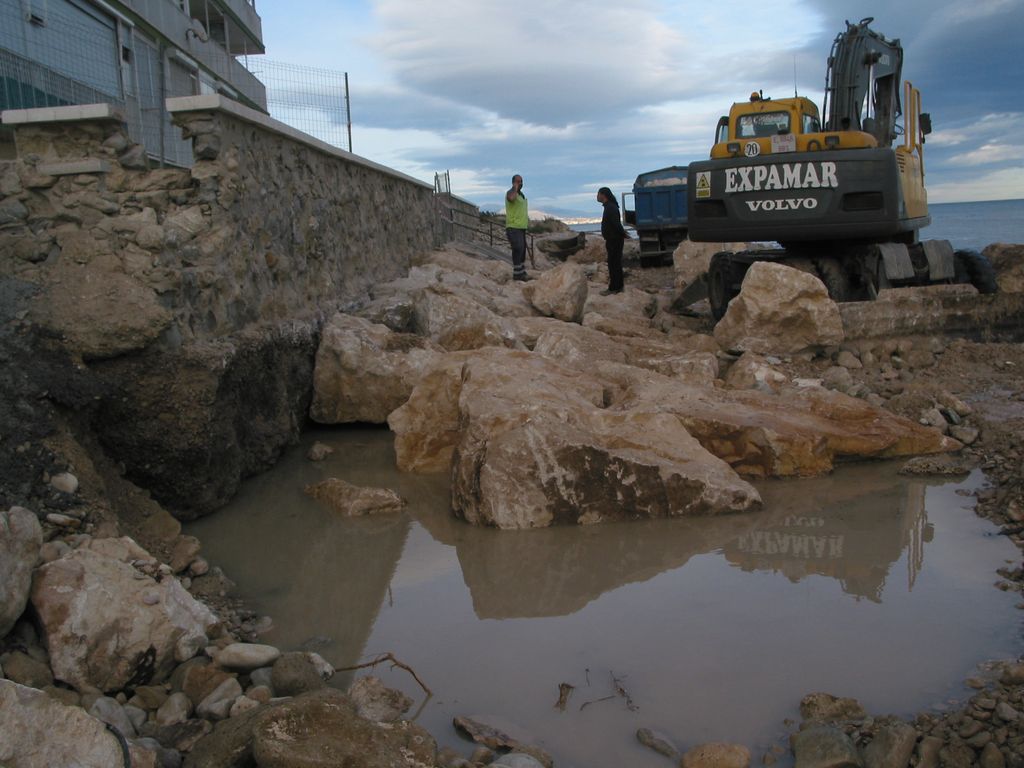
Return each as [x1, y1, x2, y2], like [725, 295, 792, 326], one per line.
[0, 46, 118, 110]
[433, 171, 535, 262]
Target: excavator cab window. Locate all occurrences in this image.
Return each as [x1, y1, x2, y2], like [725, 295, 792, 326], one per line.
[737, 112, 790, 138]
[802, 114, 821, 133]
[715, 116, 729, 144]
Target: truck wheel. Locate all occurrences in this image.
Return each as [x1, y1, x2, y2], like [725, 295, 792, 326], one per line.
[708, 253, 733, 321]
[954, 249, 998, 294]
[816, 258, 851, 302]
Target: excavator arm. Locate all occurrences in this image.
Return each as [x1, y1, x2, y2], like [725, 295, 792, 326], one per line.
[822, 17, 904, 147]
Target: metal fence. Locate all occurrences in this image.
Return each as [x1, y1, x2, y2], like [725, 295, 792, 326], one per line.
[1, 0, 355, 166]
[245, 58, 352, 153]
[0, 0, 192, 166]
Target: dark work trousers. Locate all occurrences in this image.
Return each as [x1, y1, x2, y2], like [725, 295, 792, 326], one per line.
[606, 236, 624, 291]
[507, 228, 527, 279]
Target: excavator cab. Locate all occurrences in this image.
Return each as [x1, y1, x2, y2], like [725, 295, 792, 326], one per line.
[710, 93, 877, 160]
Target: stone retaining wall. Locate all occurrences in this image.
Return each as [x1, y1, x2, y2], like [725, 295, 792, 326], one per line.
[0, 97, 457, 518]
[1, 97, 444, 358]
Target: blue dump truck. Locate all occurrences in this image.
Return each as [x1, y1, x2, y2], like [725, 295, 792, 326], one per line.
[622, 165, 689, 267]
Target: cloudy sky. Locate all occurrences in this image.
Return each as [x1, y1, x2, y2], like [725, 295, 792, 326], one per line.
[255, 0, 1024, 218]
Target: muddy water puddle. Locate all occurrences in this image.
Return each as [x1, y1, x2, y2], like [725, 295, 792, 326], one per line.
[187, 426, 1023, 767]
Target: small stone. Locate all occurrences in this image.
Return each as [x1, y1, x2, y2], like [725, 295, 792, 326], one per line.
[793, 726, 858, 768]
[169, 536, 201, 573]
[214, 643, 281, 671]
[42, 684, 80, 707]
[863, 722, 916, 768]
[348, 675, 412, 722]
[249, 667, 274, 692]
[470, 747, 495, 764]
[799, 692, 866, 722]
[979, 741, 1006, 768]
[89, 696, 137, 738]
[174, 631, 207, 664]
[836, 350, 862, 369]
[229, 694, 259, 717]
[188, 557, 209, 577]
[45, 513, 80, 528]
[307, 441, 335, 461]
[49, 472, 79, 494]
[996, 701, 1020, 722]
[967, 731, 994, 749]
[0, 650, 54, 688]
[916, 735, 943, 768]
[246, 685, 272, 704]
[1001, 663, 1024, 685]
[155, 691, 193, 726]
[124, 703, 147, 732]
[196, 677, 242, 720]
[271, 652, 329, 697]
[490, 754, 546, 768]
[680, 741, 750, 768]
[130, 685, 169, 711]
[39, 540, 70, 562]
[636, 727, 679, 760]
[950, 425, 980, 445]
[919, 408, 949, 433]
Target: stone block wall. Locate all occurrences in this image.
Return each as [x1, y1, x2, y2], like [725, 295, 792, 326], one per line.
[0, 97, 443, 360]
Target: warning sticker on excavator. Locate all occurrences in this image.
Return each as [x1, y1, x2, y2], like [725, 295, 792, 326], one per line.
[695, 171, 711, 199]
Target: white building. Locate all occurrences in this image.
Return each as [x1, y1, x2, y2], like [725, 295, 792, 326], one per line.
[0, 0, 267, 165]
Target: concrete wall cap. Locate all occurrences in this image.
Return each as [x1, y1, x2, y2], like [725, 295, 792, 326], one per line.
[166, 94, 434, 191]
[1, 103, 125, 125]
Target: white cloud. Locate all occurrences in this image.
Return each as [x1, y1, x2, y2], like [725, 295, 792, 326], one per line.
[258, 0, 1024, 211]
[946, 143, 1024, 166]
[927, 167, 1024, 203]
[368, 0, 815, 127]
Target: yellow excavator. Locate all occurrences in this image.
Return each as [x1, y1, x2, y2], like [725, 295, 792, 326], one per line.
[686, 18, 997, 319]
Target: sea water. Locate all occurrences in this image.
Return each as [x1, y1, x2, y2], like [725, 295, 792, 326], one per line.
[570, 198, 1024, 252]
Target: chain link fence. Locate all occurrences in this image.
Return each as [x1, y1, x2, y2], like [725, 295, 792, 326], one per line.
[1, 0, 354, 167]
[245, 58, 352, 153]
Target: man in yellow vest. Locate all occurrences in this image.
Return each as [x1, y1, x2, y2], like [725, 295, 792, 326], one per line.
[505, 174, 530, 281]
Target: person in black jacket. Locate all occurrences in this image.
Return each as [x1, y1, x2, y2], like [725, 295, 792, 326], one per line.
[597, 187, 626, 295]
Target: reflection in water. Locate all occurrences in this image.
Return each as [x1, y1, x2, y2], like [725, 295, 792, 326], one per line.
[725, 471, 934, 602]
[188, 428, 1023, 768]
[418, 463, 938, 617]
[187, 426, 414, 662]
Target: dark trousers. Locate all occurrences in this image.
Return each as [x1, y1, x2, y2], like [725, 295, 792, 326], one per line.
[606, 236, 624, 290]
[507, 228, 527, 277]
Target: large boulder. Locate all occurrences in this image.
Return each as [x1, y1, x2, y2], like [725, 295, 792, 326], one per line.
[533, 323, 630, 367]
[529, 262, 589, 323]
[984, 242, 1024, 293]
[31, 537, 218, 692]
[0, 506, 42, 637]
[250, 688, 437, 767]
[30, 263, 172, 361]
[448, 349, 760, 528]
[304, 478, 405, 516]
[94, 321, 318, 519]
[453, 406, 762, 528]
[615, 369, 960, 478]
[309, 313, 441, 424]
[388, 352, 474, 473]
[673, 239, 750, 290]
[0, 679, 154, 767]
[713, 262, 844, 354]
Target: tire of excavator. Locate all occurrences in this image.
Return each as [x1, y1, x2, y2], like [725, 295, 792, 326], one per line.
[954, 249, 998, 294]
[708, 253, 735, 321]
[816, 257, 853, 302]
